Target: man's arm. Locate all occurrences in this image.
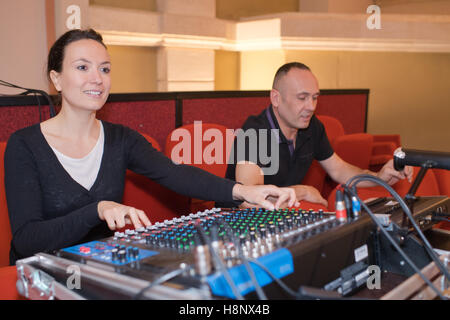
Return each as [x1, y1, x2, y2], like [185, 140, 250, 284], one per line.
[319, 153, 413, 187]
[235, 161, 327, 207]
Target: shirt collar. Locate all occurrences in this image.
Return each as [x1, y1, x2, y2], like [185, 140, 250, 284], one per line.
[265, 105, 313, 154]
[265, 105, 295, 156]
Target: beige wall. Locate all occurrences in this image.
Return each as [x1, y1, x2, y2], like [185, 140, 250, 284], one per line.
[0, 0, 49, 94]
[214, 50, 240, 90]
[237, 49, 450, 152]
[89, 0, 157, 11]
[107, 46, 157, 93]
[216, 0, 298, 20]
[380, 0, 450, 15]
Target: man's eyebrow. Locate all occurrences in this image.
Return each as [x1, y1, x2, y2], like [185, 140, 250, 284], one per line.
[297, 91, 320, 96]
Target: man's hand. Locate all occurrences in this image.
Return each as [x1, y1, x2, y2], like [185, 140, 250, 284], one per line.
[232, 184, 298, 210]
[98, 201, 152, 230]
[377, 159, 413, 185]
[291, 185, 328, 207]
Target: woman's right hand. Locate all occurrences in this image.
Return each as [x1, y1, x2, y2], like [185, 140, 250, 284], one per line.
[97, 201, 151, 230]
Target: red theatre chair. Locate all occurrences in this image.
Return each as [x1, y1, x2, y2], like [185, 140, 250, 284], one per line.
[369, 134, 401, 172]
[122, 133, 190, 224]
[165, 123, 232, 212]
[393, 166, 440, 198]
[0, 141, 24, 300]
[302, 116, 346, 196]
[433, 168, 450, 197]
[333, 133, 374, 170]
[327, 185, 390, 211]
[316, 115, 374, 199]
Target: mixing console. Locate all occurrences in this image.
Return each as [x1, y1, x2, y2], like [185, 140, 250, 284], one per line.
[15, 196, 449, 300]
[52, 207, 348, 299]
[111, 207, 337, 263]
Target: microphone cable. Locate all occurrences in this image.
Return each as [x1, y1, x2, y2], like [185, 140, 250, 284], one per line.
[215, 217, 268, 300]
[0, 79, 56, 119]
[343, 174, 449, 300]
[193, 220, 244, 300]
[345, 174, 450, 282]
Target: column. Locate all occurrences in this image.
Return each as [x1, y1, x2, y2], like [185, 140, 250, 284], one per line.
[156, 0, 216, 91]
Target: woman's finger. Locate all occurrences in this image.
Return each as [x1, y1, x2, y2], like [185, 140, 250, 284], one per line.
[128, 207, 142, 229]
[137, 209, 151, 227]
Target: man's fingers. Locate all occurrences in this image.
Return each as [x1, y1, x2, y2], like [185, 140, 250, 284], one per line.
[274, 192, 290, 210]
[259, 199, 275, 211]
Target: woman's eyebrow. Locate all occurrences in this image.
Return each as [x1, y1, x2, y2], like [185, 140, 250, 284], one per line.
[72, 58, 111, 65]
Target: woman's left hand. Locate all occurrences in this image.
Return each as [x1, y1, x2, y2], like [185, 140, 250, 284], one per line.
[232, 184, 298, 210]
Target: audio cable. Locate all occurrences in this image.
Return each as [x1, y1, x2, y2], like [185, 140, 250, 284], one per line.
[343, 174, 449, 300]
[0, 79, 56, 118]
[215, 218, 268, 300]
[193, 221, 244, 300]
[133, 266, 191, 300]
[345, 174, 450, 282]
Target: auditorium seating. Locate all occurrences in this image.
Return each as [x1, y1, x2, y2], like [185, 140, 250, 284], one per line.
[315, 116, 375, 199]
[165, 123, 232, 212]
[301, 116, 345, 196]
[0, 142, 11, 267]
[369, 134, 401, 172]
[433, 168, 450, 197]
[0, 141, 24, 300]
[393, 166, 440, 198]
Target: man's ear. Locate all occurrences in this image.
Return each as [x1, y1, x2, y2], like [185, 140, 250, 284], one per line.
[49, 70, 62, 92]
[270, 88, 280, 108]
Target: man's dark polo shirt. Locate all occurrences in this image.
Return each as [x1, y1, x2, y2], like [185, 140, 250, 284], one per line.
[224, 105, 334, 189]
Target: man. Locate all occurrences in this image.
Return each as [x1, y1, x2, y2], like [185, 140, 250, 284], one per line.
[222, 62, 412, 208]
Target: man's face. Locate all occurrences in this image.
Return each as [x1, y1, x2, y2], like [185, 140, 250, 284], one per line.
[272, 68, 320, 130]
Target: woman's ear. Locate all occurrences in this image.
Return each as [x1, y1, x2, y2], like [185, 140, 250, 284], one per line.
[49, 70, 62, 92]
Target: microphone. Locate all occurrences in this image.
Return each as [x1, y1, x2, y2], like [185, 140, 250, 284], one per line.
[393, 147, 450, 171]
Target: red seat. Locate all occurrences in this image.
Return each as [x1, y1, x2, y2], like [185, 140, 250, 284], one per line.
[165, 123, 232, 212]
[393, 166, 440, 198]
[307, 116, 375, 201]
[433, 168, 450, 197]
[302, 116, 346, 196]
[0, 142, 12, 267]
[327, 185, 390, 211]
[0, 266, 24, 300]
[122, 133, 190, 224]
[317, 115, 345, 145]
[333, 133, 374, 170]
[370, 134, 401, 172]
[0, 142, 24, 299]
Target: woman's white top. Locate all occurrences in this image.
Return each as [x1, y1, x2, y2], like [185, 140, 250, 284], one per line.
[50, 122, 104, 191]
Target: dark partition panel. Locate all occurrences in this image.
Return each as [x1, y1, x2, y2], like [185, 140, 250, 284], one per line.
[0, 95, 53, 141]
[97, 100, 176, 150]
[315, 90, 369, 134]
[0, 90, 369, 148]
[183, 96, 270, 129]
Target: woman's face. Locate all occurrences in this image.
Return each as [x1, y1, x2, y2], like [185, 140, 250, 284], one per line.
[50, 39, 111, 113]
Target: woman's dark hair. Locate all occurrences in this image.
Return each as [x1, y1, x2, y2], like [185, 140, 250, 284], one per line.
[47, 28, 106, 79]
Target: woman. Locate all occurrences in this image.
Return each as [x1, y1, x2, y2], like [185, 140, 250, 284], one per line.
[4, 29, 296, 265]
